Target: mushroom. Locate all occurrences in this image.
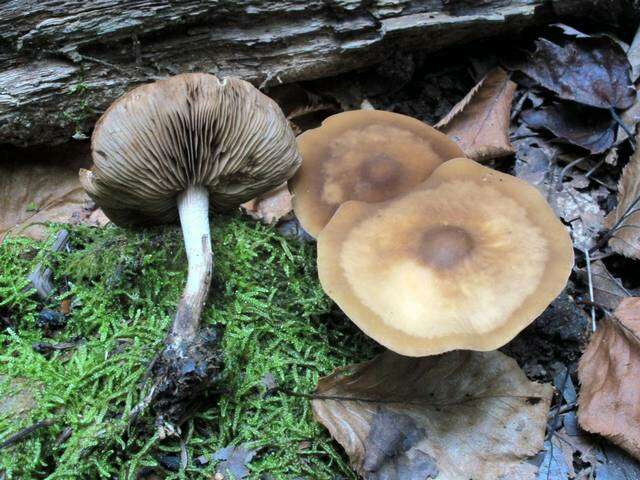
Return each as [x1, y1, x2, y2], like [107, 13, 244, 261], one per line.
[79, 74, 300, 414]
[290, 110, 464, 237]
[317, 158, 574, 357]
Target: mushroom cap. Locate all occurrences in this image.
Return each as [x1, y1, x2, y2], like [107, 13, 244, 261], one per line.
[290, 110, 464, 237]
[318, 158, 574, 356]
[80, 73, 301, 227]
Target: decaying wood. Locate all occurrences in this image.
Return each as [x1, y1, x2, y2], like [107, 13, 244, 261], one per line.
[0, 0, 618, 147]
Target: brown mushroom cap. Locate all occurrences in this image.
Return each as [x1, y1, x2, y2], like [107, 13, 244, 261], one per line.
[80, 73, 300, 227]
[318, 158, 574, 356]
[290, 110, 464, 237]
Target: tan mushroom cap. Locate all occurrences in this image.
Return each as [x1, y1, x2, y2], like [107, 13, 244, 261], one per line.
[318, 158, 574, 357]
[80, 73, 301, 227]
[290, 110, 464, 237]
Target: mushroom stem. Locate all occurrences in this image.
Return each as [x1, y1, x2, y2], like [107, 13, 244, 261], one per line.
[170, 185, 213, 347]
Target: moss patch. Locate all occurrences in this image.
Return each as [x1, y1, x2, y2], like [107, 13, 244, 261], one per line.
[0, 217, 376, 479]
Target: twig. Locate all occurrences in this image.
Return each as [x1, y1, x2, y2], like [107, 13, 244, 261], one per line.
[610, 107, 636, 150]
[583, 247, 597, 332]
[585, 158, 605, 178]
[0, 419, 55, 450]
[557, 156, 590, 190]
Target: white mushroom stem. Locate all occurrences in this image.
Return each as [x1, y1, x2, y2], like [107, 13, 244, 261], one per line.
[169, 185, 213, 348]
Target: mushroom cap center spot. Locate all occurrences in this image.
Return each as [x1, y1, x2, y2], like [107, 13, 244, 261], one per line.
[419, 225, 474, 269]
[360, 154, 398, 186]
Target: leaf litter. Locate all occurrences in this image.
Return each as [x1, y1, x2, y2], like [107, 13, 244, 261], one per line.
[312, 350, 552, 480]
[435, 67, 516, 161]
[578, 297, 640, 459]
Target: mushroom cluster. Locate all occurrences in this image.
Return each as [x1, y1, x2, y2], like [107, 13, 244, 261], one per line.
[81, 73, 301, 416]
[291, 110, 573, 356]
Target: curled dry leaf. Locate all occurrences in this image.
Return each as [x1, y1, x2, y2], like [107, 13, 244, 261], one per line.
[312, 350, 553, 480]
[240, 183, 293, 225]
[435, 67, 516, 161]
[0, 146, 107, 241]
[521, 103, 616, 154]
[605, 133, 640, 258]
[512, 33, 634, 110]
[578, 297, 640, 460]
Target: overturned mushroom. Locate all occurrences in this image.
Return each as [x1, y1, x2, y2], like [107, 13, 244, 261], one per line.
[318, 158, 574, 356]
[80, 73, 300, 418]
[290, 110, 464, 237]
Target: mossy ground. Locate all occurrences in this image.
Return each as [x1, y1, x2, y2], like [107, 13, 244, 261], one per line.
[0, 217, 376, 479]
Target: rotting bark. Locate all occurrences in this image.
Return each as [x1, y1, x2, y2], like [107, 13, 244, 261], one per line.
[0, 0, 623, 147]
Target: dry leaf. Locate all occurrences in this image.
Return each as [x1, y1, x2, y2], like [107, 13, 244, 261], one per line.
[240, 183, 293, 225]
[512, 33, 634, 110]
[312, 350, 553, 480]
[0, 145, 107, 241]
[578, 297, 640, 459]
[212, 444, 258, 480]
[628, 24, 640, 83]
[521, 103, 616, 154]
[435, 67, 516, 161]
[605, 133, 640, 258]
[577, 260, 633, 311]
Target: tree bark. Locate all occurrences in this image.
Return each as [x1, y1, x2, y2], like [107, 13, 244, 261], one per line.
[0, 0, 620, 147]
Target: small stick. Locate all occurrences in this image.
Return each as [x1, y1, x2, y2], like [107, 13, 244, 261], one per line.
[0, 419, 55, 450]
[583, 248, 597, 332]
[610, 107, 636, 149]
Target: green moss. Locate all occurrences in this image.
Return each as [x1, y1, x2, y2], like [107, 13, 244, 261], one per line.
[0, 217, 376, 479]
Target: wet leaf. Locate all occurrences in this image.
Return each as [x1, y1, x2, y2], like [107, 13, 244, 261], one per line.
[212, 443, 258, 480]
[595, 441, 640, 479]
[512, 34, 634, 110]
[435, 67, 516, 161]
[241, 183, 293, 225]
[312, 350, 553, 480]
[537, 436, 574, 480]
[0, 146, 107, 241]
[605, 134, 640, 258]
[578, 297, 640, 459]
[521, 103, 616, 154]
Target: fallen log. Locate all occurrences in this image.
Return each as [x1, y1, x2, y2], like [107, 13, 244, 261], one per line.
[0, 0, 630, 147]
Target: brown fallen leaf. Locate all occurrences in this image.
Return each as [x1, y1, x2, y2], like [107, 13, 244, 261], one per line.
[240, 183, 293, 225]
[435, 67, 516, 161]
[0, 144, 108, 241]
[577, 260, 634, 312]
[312, 350, 553, 480]
[578, 297, 640, 460]
[605, 132, 640, 258]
